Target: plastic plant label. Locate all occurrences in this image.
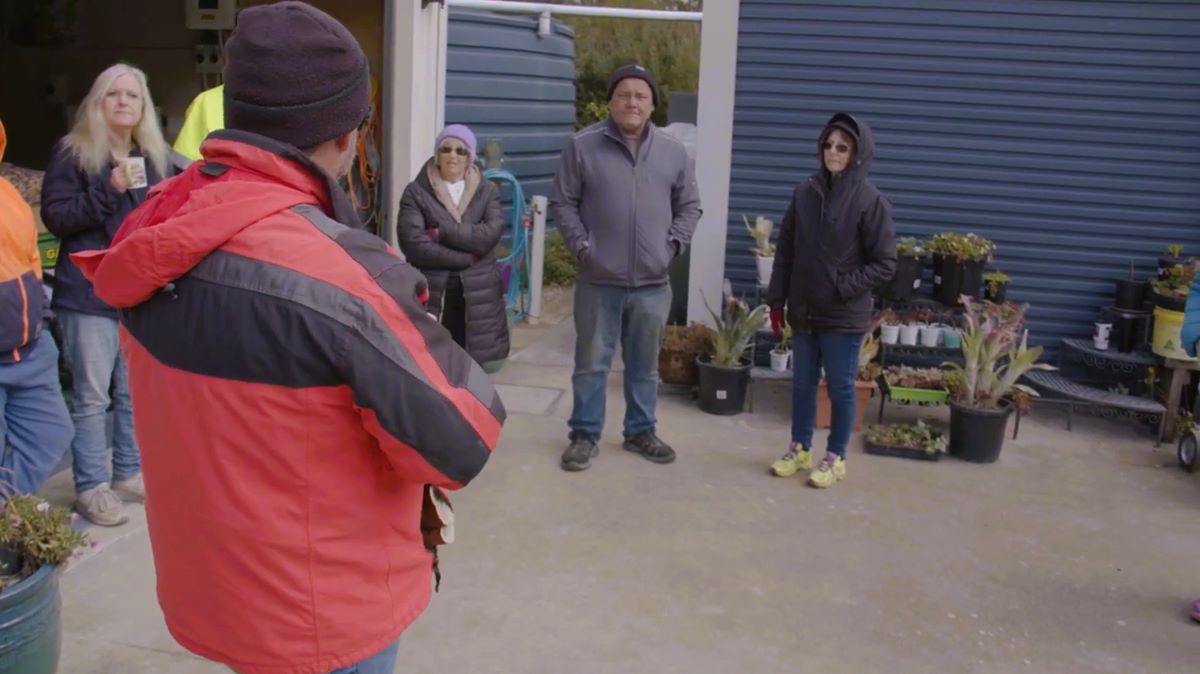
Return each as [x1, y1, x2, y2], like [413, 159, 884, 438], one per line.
[716, 390, 727, 400]
[933, 275, 942, 285]
[913, 278, 921, 289]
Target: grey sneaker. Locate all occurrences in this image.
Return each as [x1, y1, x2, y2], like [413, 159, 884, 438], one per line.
[76, 483, 129, 527]
[112, 473, 145, 503]
[561, 432, 599, 472]
[623, 431, 676, 464]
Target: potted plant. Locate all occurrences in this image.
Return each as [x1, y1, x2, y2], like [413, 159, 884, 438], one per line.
[926, 232, 995, 306]
[1158, 244, 1187, 281]
[864, 420, 948, 461]
[943, 298, 1053, 463]
[1150, 262, 1194, 312]
[884, 237, 927, 300]
[983, 270, 1010, 303]
[659, 323, 716, 386]
[880, 314, 900, 345]
[0, 488, 89, 674]
[770, 322, 793, 372]
[1150, 262, 1198, 361]
[697, 282, 767, 415]
[881, 366, 951, 406]
[743, 215, 776, 288]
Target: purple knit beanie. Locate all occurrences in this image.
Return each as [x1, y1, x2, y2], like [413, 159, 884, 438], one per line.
[435, 124, 478, 160]
[223, 1, 371, 150]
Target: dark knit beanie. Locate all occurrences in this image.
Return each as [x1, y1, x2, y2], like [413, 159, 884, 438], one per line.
[606, 64, 661, 107]
[223, 1, 370, 150]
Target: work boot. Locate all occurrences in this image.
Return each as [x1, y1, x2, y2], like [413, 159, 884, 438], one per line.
[112, 473, 146, 503]
[75, 483, 129, 527]
[622, 431, 676, 464]
[561, 432, 599, 472]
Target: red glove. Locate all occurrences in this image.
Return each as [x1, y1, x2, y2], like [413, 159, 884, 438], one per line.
[770, 307, 784, 337]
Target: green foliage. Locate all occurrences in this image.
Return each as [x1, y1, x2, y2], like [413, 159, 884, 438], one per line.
[925, 232, 995, 261]
[663, 323, 716, 355]
[743, 214, 775, 257]
[1167, 243, 1184, 258]
[866, 421, 948, 454]
[560, 0, 702, 128]
[544, 229, 578, 287]
[0, 492, 87, 587]
[772, 322, 793, 354]
[943, 298, 1054, 409]
[703, 289, 767, 366]
[1151, 262, 1196, 299]
[895, 237, 927, 258]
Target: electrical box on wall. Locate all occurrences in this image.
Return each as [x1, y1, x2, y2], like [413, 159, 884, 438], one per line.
[186, 0, 237, 30]
[194, 44, 225, 74]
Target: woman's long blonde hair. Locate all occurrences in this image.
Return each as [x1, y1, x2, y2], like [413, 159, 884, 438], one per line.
[64, 64, 169, 178]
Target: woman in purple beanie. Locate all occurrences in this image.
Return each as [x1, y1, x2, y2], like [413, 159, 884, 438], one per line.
[397, 124, 510, 365]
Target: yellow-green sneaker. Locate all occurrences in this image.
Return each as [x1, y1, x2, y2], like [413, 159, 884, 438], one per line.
[808, 456, 846, 489]
[770, 444, 812, 477]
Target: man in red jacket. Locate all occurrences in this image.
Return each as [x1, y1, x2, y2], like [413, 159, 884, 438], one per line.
[73, 3, 505, 673]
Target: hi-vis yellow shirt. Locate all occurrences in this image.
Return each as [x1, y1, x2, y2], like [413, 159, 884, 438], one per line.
[173, 85, 225, 161]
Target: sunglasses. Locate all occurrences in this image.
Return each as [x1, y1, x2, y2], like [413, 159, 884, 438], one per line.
[822, 142, 851, 154]
[438, 146, 470, 157]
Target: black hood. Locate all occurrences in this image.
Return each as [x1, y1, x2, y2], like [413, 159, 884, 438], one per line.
[816, 112, 876, 186]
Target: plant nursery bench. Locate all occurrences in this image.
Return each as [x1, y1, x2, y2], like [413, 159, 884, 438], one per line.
[1019, 370, 1167, 446]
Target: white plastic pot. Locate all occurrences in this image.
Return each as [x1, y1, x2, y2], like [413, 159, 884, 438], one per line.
[919, 325, 943, 347]
[880, 324, 900, 345]
[770, 350, 791, 372]
[899, 323, 922, 346]
[756, 255, 774, 288]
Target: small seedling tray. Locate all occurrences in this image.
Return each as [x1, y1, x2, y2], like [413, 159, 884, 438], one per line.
[863, 438, 941, 462]
[878, 376, 950, 406]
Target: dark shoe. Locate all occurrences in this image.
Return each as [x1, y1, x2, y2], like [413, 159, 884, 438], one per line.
[623, 431, 676, 464]
[561, 432, 599, 472]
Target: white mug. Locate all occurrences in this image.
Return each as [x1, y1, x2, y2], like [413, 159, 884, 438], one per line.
[1093, 322, 1112, 350]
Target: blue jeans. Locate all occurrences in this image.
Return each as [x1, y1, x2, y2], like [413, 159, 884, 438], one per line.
[570, 282, 672, 440]
[0, 333, 73, 495]
[328, 638, 400, 674]
[792, 331, 864, 459]
[231, 638, 399, 674]
[57, 311, 140, 491]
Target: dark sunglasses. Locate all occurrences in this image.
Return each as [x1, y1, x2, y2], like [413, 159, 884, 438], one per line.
[438, 146, 470, 157]
[822, 142, 851, 154]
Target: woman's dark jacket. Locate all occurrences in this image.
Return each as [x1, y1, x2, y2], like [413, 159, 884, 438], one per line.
[41, 142, 166, 318]
[767, 112, 897, 333]
[397, 160, 510, 364]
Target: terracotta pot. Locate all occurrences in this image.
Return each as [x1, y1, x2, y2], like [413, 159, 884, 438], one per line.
[815, 380, 876, 431]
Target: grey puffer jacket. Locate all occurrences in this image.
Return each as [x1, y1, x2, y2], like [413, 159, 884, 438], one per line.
[397, 161, 510, 364]
[551, 117, 702, 288]
[767, 113, 897, 333]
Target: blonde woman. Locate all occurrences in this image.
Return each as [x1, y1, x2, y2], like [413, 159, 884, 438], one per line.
[40, 63, 169, 526]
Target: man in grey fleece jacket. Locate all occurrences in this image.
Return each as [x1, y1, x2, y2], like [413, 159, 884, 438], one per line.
[551, 63, 702, 472]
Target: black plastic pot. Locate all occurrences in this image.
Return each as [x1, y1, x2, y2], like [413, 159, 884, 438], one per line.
[932, 254, 985, 306]
[1151, 290, 1187, 312]
[948, 401, 1013, 464]
[884, 255, 924, 301]
[0, 565, 61, 674]
[696, 355, 751, 415]
[983, 280, 1008, 304]
[1113, 279, 1149, 311]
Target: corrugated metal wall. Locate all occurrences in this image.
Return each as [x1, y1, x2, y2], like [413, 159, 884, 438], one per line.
[446, 9, 576, 202]
[729, 0, 1200, 350]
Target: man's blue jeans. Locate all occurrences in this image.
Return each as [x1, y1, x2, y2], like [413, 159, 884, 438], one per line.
[231, 638, 399, 674]
[570, 281, 671, 440]
[792, 331, 864, 459]
[327, 638, 400, 674]
[0, 332, 73, 495]
[57, 310, 140, 491]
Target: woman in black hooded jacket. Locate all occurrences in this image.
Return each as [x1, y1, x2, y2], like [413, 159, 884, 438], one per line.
[766, 113, 896, 489]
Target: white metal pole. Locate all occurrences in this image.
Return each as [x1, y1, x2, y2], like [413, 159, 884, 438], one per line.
[688, 0, 739, 326]
[528, 195, 548, 324]
[446, 0, 701, 21]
